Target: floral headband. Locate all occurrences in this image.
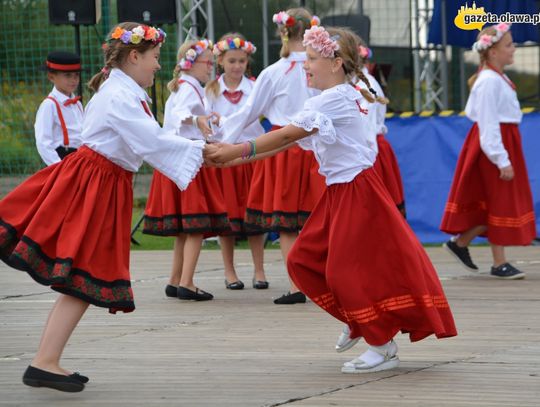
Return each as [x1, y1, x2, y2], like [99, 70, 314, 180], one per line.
[472, 23, 511, 52]
[272, 11, 320, 28]
[178, 39, 213, 70]
[358, 45, 372, 60]
[303, 26, 339, 58]
[110, 25, 166, 45]
[213, 37, 256, 56]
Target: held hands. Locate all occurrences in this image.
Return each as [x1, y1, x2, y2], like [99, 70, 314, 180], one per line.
[203, 142, 241, 166]
[499, 165, 514, 181]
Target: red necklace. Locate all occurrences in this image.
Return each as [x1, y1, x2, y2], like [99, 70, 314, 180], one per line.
[485, 63, 516, 90]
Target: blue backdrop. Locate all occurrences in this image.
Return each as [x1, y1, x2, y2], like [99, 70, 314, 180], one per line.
[385, 112, 540, 243]
[428, 0, 539, 47]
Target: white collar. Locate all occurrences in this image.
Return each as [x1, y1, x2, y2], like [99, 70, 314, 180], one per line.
[179, 73, 204, 95]
[285, 52, 307, 62]
[50, 87, 75, 103]
[218, 75, 251, 95]
[323, 83, 361, 101]
[108, 68, 151, 102]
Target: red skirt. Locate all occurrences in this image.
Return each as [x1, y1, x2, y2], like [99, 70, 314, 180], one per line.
[373, 134, 406, 217]
[143, 166, 230, 237]
[440, 123, 536, 245]
[245, 126, 326, 232]
[216, 163, 255, 235]
[0, 147, 135, 313]
[287, 168, 457, 346]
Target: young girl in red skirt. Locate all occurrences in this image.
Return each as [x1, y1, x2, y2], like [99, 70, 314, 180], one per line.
[440, 23, 536, 280]
[334, 37, 409, 353]
[205, 33, 268, 290]
[0, 23, 205, 392]
[143, 39, 226, 301]
[207, 26, 457, 374]
[218, 8, 326, 304]
[355, 40, 406, 218]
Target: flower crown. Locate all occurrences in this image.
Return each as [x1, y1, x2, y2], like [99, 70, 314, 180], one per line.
[213, 37, 256, 56]
[110, 25, 166, 45]
[303, 26, 339, 58]
[358, 45, 372, 60]
[472, 23, 511, 52]
[272, 11, 320, 28]
[178, 39, 213, 70]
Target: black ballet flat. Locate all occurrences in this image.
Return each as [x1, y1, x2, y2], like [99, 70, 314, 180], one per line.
[252, 278, 269, 289]
[225, 279, 245, 290]
[22, 365, 85, 392]
[273, 291, 306, 304]
[165, 284, 178, 298]
[70, 372, 89, 383]
[177, 286, 214, 301]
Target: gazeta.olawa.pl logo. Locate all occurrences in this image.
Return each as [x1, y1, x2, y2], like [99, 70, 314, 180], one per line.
[455, 1, 540, 31]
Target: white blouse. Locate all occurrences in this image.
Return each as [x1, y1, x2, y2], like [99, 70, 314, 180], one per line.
[357, 67, 388, 136]
[219, 52, 318, 143]
[205, 75, 265, 143]
[82, 68, 204, 190]
[465, 69, 522, 169]
[34, 86, 84, 166]
[163, 74, 207, 141]
[291, 84, 378, 185]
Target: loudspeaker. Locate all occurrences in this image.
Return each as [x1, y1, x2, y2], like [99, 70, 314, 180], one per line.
[48, 0, 101, 25]
[321, 14, 371, 44]
[117, 0, 177, 25]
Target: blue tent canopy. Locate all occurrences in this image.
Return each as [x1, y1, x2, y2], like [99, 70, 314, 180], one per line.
[428, 0, 539, 48]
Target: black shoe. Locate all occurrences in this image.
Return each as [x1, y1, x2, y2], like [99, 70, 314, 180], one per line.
[22, 366, 85, 392]
[273, 291, 306, 304]
[225, 279, 245, 290]
[490, 263, 525, 280]
[177, 286, 214, 301]
[165, 284, 178, 298]
[70, 372, 89, 383]
[252, 278, 269, 289]
[443, 239, 478, 271]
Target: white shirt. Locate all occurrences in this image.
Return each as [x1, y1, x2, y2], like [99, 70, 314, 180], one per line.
[291, 84, 378, 185]
[82, 68, 204, 190]
[357, 67, 388, 135]
[34, 86, 84, 166]
[163, 74, 207, 141]
[219, 52, 319, 143]
[205, 75, 265, 142]
[465, 69, 522, 168]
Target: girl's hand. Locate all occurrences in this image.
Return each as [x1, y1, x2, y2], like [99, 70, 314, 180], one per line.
[499, 165, 514, 181]
[209, 111, 221, 126]
[206, 142, 241, 163]
[195, 115, 214, 137]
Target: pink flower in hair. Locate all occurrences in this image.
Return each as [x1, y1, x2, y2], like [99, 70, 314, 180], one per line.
[479, 34, 493, 46]
[496, 23, 510, 33]
[303, 26, 339, 58]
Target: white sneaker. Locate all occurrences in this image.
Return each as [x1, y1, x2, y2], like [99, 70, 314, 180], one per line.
[335, 325, 360, 353]
[341, 340, 399, 374]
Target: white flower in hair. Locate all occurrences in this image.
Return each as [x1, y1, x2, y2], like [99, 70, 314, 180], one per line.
[132, 26, 145, 37]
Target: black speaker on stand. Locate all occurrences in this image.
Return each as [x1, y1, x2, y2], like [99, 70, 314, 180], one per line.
[48, 0, 102, 100]
[117, 0, 177, 244]
[321, 14, 371, 44]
